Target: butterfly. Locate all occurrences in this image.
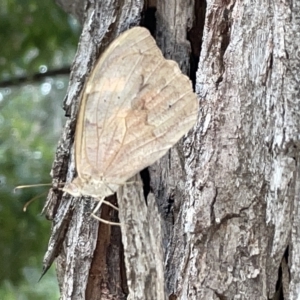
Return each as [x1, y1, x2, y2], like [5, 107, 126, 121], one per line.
[63, 26, 198, 224]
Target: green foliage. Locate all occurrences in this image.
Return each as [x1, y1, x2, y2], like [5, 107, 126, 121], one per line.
[0, 78, 67, 297]
[0, 0, 80, 81]
[0, 0, 80, 298]
[0, 266, 59, 300]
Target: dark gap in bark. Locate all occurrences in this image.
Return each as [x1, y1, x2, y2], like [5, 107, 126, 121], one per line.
[273, 246, 289, 300]
[285, 50, 289, 60]
[269, 52, 273, 69]
[119, 240, 129, 296]
[215, 291, 227, 300]
[273, 266, 284, 300]
[87, 195, 126, 299]
[166, 193, 174, 218]
[216, 75, 224, 90]
[141, 1, 156, 36]
[140, 168, 151, 204]
[187, 0, 207, 89]
[210, 186, 218, 224]
[284, 245, 289, 263]
[163, 198, 173, 222]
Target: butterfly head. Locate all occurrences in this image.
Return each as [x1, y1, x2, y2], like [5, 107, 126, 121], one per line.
[63, 178, 82, 197]
[63, 177, 119, 199]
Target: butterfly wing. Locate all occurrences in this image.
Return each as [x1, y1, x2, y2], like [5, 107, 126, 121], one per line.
[75, 27, 198, 185]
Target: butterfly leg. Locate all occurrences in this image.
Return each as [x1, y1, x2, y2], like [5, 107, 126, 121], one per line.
[91, 197, 120, 226]
[92, 214, 120, 226]
[102, 200, 119, 211]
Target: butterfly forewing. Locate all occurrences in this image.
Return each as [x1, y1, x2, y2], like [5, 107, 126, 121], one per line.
[74, 26, 198, 192]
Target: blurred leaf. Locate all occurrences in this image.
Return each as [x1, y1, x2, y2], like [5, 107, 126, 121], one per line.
[0, 266, 59, 300]
[0, 77, 67, 286]
[0, 0, 80, 81]
[0, 1, 79, 297]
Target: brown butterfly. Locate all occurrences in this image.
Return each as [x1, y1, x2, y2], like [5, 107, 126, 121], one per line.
[63, 26, 198, 224]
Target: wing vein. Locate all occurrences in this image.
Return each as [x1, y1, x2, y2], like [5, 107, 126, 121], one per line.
[101, 54, 144, 174]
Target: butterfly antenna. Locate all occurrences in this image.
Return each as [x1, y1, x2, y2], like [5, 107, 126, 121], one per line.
[14, 183, 52, 193]
[14, 182, 66, 193]
[23, 192, 47, 212]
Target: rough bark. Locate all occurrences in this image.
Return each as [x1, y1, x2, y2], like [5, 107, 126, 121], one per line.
[163, 0, 300, 299]
[117, 175, 165, 299]
[44, 0, 300, 299]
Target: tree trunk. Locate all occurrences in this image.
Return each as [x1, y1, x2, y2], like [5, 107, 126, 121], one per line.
[44, 0, 300, 299]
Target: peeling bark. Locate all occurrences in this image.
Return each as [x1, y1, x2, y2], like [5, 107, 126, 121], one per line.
[118, 175, 165, 299]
